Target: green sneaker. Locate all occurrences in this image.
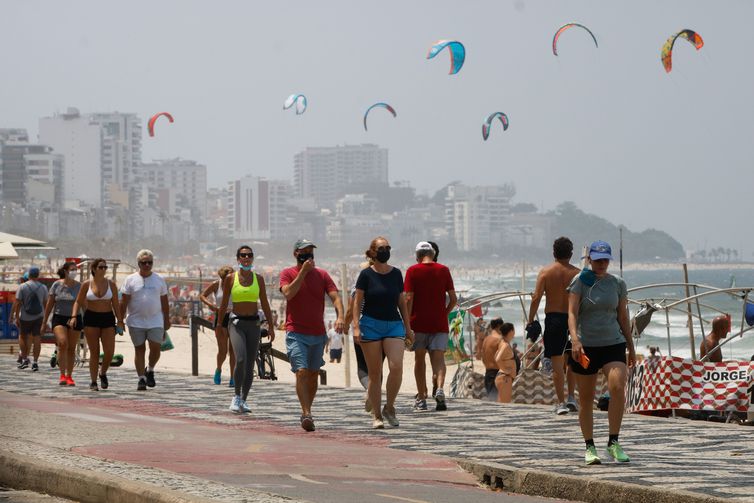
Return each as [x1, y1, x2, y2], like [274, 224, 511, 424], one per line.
[585, 445, 602, 465]
[607, 442, 630, 462]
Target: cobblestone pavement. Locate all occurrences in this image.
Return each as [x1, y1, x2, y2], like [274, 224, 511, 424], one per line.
[0, 487, 74, 503]
[1, 357, 752, 502]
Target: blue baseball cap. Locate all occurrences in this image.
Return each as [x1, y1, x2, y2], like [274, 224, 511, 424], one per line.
[588, 241, 613, 261]
[27, 266, 40, 278]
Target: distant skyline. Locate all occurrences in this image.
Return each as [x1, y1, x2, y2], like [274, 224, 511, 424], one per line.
[2, 1, 752, 256]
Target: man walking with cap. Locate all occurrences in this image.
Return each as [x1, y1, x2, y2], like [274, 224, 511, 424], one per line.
[280, 239, 345, 431]
[12, 266, 48, 371]
[405, 241, 456, 411]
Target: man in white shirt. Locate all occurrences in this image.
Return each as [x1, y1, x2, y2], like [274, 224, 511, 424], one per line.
[326, 320, 343, 363]
[120, 249, 170, 391]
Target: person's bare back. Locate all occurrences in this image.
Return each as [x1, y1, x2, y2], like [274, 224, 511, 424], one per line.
[482, 332, 502, 369]
[539, 261, 580, 314]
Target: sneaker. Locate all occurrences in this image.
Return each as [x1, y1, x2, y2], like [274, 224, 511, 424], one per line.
[31, 362, 39, 372]
[414, 397, 428, 412]
[382, 406, 399, 427]
[213, 369, 222, 385]
[566, 397, 579, 412]
[89, 382, 99, 391]
[585, 445, 602, 465]
[229, 395, 241, 413]
[607, 442, 630, 462]
[99, 373, 109, 390]
[240, 400, 251, 413]
[435, 389, 447, 411]
[137, 378, 147, 391]
[66, 376, 76, 387]
[554, 402, 569, 415]
[59, 375, 68, 386]
[372, 416, 385, 429]
[540, 357, 553, 377]
[145, 368, 156, 388]
[228, 378, 235, 388]
[300, 414, 315, 432]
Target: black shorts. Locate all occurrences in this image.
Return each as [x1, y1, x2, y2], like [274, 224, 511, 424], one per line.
[484, 368, 498, 395]
[83, 310, 116, 329]
[213, 313, 230, 330]
[18, 318, 43, 336]
[569, 342, 627, 375]
[52, 314, 82, 331]
[543, 313, 571, 358]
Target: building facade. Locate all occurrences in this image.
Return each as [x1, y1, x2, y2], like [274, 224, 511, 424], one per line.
[89, 112, 142, 206]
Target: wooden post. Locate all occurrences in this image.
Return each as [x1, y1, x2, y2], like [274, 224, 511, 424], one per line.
[683, 263, 696, 359]
[340, 263, 351, 388]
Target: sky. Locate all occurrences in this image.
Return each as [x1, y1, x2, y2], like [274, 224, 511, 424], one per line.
[2, 1, 753, 256]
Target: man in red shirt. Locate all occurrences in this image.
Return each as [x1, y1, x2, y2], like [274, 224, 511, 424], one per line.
[405, 241, 457, 411]
[280, 239, 345, 432]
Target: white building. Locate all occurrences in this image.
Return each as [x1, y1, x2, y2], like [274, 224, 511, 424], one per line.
[136, 158, 207, 219]
[89, 112, 142, 206]
[39, 108, 102, 207]
[293, 144, 388, 210]
[228, 176, 291, 240]
[25, 148, 64, 205]
[445, 183, 515, 252]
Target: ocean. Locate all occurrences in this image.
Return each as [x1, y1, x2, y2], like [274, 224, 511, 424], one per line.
[453, 266, 754, 361]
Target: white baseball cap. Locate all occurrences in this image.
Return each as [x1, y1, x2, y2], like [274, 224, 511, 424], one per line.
[415, 241, 434, 252]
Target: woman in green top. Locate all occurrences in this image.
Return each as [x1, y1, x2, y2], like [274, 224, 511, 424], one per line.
[218, 245, 275, 415]
[567, 240, 636, 465]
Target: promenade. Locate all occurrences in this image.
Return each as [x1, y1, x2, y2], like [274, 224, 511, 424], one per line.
[0, 355, 751, 503]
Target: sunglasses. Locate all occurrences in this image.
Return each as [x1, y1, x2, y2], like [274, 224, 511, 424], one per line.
[238, 253, 254, 259]
[97, 265, 108, 270]
[376, 246, 391, 252]
[139, 261, 153, 266]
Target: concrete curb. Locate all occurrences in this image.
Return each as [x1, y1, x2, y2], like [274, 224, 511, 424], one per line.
[457, 459, 731, 503]
[0, 450, 217, 503]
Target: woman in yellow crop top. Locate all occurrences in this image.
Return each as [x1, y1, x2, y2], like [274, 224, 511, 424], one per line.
[218, 245, 275, 414]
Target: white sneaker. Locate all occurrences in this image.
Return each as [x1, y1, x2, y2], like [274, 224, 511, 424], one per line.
[566, 397, 579, 412]
[372, 416, 385, 429]
[229, 395, 241, 413]
[554, 402, 569, 415]
[240, 400, 251, 413]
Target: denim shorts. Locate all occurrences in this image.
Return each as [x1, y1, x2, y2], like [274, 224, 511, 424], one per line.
[359, 314, 405, 342]
[286, 332, 326, 372]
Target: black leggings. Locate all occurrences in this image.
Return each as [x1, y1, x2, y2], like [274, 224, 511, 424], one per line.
[229, 315, 261, 400]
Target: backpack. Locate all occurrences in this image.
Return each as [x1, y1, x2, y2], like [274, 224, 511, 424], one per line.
[23, 283, 44, 316]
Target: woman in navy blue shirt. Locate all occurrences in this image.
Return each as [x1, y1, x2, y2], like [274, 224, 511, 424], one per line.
[353, 236, 413, 429]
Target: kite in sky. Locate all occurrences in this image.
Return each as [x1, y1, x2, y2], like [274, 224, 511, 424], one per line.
[661, 29, 704, 73]
[552, 23, 598, 56]
[482, 112, 509, 141]
[147, 112, 173, 137]
[427, 40, 466, 74]
[363, 103, 397, 131]
[284, 94, 307, 114]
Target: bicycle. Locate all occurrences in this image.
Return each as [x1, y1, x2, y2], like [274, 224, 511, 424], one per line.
[257, 328, 277, 380]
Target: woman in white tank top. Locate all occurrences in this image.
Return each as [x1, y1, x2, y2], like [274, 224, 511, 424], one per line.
[200, 266, 236, 386]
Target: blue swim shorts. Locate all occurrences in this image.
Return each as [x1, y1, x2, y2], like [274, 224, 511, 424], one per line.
[359, 314, 405, 343]
[286, 332, 326, 373]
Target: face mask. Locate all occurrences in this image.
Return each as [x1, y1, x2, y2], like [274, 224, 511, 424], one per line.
[297, 252, 314, 263]
[68, 271, 77, 280]
[375, 250, 391, 263]
[579, 267, 596, 287]
[239, 263, 254, 271]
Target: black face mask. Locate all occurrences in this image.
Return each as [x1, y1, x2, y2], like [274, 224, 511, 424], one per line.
[297, 252, 314, 263]
[375, 250, 391, 263]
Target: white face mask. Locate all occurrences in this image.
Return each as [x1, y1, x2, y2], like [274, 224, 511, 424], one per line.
[68, 271, 77, 280]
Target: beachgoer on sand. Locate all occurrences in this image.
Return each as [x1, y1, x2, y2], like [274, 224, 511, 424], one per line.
[494, 322, 517, 403]
[280, 239, 344, 432]
[568, 240, 636, 465]
[200, 266, 236, 386]
[121, 250, 170, 391]
[218, 246, 275, 415]
[481, 318, 505, 400]
[353, 237, 413, 429]
[527, 236, 579, 415]
[42, 261, 82, 386]
[405, 241, 456, 412]
[70, 258, 125, 391]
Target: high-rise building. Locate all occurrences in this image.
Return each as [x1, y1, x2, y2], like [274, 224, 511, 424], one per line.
[227, 175, 291, 240]
[293, 144, 388, 209]
[445, 183, 515, 251]
[39, 108, 102, 207]
[24, 147, 64, 205]
[136, 158, 207, 219]
[0, 129, 30, 202]
[89, 112, 142, 206]
[0, 128, 63, 206]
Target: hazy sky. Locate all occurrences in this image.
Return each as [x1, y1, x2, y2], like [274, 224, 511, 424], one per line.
[3, 1, 753, 256]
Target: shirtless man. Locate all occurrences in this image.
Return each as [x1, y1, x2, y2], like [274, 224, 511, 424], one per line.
[481, 318, 504, 400]
[699, 315, 730, 363]
[527, 237, 579, 415]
